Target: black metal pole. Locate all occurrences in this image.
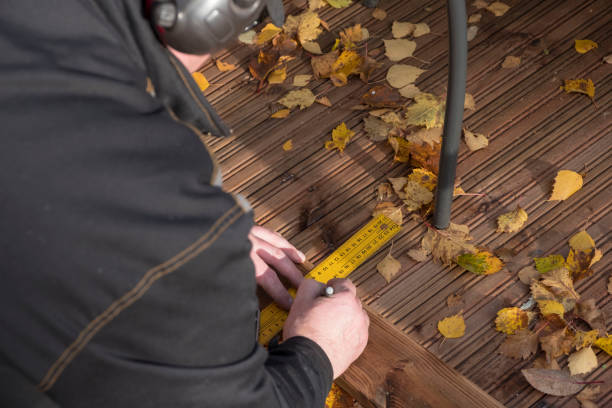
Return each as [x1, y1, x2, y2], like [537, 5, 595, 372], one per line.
[433, 0, 468, 229]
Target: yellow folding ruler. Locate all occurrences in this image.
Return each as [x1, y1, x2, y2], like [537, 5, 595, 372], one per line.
[258, 214, 400, 345]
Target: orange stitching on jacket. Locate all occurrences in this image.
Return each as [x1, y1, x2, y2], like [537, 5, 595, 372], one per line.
[38, 204, 244, 391]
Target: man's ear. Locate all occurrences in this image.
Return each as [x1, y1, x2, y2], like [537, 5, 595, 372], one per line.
[168, 47, 210, 73]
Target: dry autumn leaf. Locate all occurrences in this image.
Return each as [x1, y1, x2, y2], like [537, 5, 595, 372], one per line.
[316, 96, 332, 107]
[549, 170, 583, 201]
[268, 67, 287, 84]
[256, 23, 282, 44]
[574, 39, 598, 54]
[456, 251, 503, 275]
[495, 307, 528, 335]
[464, 93, 476, 110]
[405, 127, 442, 148]
[372, 8, 387, 20]
[405, 93, 445, 128]
[325, 122, 355, 153]
[386, 64, 426, 88]
[377, 253, 402, 283]
[541, 268, 579, 300]
[540, 329, 574, 362]
[575, 299, 606, 336]
[609, 276, 612, 295]
[468, 13, 482, 23]
[238, 29, 256, 44]
[372, 202, 403, 225]
[594, 336, 612, 356]
[216, 59, 237, 72]
[437, 314, 466, 339]
[463, 129, 488, 151]
[521, 369, 585, 397]
[399, 84, 420, 98]
[249, 49, 279, 82]
[501, 55, 521, 68]
[413, 23, 430, 37]
[271, 109, 290, 119]
[298, 11, 322, 43]
[282, 140, 293, 151]
[567, 230, 601, 281]
[574, 330, 598, 351]
[330, 50, 363, 86]
[534, 255, 565, 274]
[537, 300, 565, 317]
[467, 25, 478, 42]
[302, 41, 323, 54]
[421, 223, 477, 264]
[576, 385, 600, 408]
[388, 173, 434, 212]
[293, 74, 312, 87]
[362, 86, 403, 108]
[497, 206, 528, 233]
[384, 39, 417, 62]
[486, 2, 510, 16]
[568, 347, 598, 376]
[392, 21, 415, 38]
[278, 88, 316, 110]
[311, 51, 338, 78]
[518, 265, 539, 284]
[562, 79, 595, 100]
[407, 248, 429, 262]
[191, 72, 209, 91]
[326, 0, 352, 8]
[363, 116, 392, 142]
[499, 329, 539, 360]
[605, 54, 612, 64]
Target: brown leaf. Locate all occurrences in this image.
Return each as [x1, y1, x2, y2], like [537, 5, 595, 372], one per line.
[463, 129, 489, 151]
[502, 56, 521, 69]
[359, 55, 383, 83]
[421, 223, 477, 265]
[407, 248, 429, 263]
[377, 253, 401, 283]
[464, 93, 476, 110]
[518, 265, 539, 284]
[521, 369, 585, 396]
[372, 8, 387, 20]
[540, 329, 574, 362]
[377, 183, 394, 201]
[468, 13, 482, 23]
[384, 39, 417, 62]
[311, 51, 339, 78]
[405, 127, 442, 148]
[576, 385, 600, 408]
[413, 22, 430, 37]
[408, 140, 441, 174]
[499, 329, 539, 360]
[541, 268, 579, 300]
[533, 356, 561, 370]
[446, 293, 463, 308]
[316, 96, 332, 107]
[293, 74, 313, 87]
[392, 21, 415, 38]
[249, 50, 279, 81]
[575, 299, 606, 336]
[362, 86, 403, 108]
[372, 202, 403, 226]
[363, 116, 392, 142]
[386, 64, 426, 88]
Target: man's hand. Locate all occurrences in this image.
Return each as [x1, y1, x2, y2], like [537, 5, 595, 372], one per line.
[248, 226, 305, 310]
[283, 278, 370, 379]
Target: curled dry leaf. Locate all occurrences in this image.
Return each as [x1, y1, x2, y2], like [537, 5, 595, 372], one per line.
[463, 129, 489, 151]
[464, 93, 476, 110]
[567, 230, 601, 282]
[392, 21, 415, 38]
[405, 93, 445, 128]
[278, 88, 316, 109]
[413, 23, 430, 37]
[325, 122, 355, 153]
[377, 183, 394, 201]
[384, 39, 417, 62]
[521, 369, 585, 397]
[497, 206, 528, 233]
[312, 51, 338, 78]
[540, 268, 579, 300]
[387, 64, 426, 88]
[249, 49, 279, 81]
[575, 299, 606, 336]
[388, 172, 434, 212]
[407, 248, 429, 262]
[604, 54, 612, 64]
[362, 86, 403, 108]
[282, 140, 293, 151]
[562, 79, 595, 100]
[372, 8, 387, 20]
[377, 253, 402, 283]
[532, 356, 561, 371]
[499, 329, 539, 360]
[486, 2, 510, 17]
[456, 251, 503, 275]
[574, 330, 598, 351]
[359, 55, 382, 83]
[549, 169, 583, 201]
[363, 116, 392, 142]
[405, 127, 442, 148]
[568, 347, 598, 376]
[437, 314, 466, 339]
[372, 202, 403, 226]
[534, 255, 565, 274]
[502, 55, 521, 68]
[271, 109, 290, 119]
[421, 223, 477, 265]
[330, 50, 363, 86]
[293, 74, 312, 87]
[495, 307, 528, 335]
[467, 26, 479, 42]
[574, 39, 598, 54]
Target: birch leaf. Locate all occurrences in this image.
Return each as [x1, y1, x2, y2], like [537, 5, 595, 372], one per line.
[400, 180, 434, 212]
[574, 39, 598, 54]
[386, 64, 426, 88]
[541, 268, 579, 300]
[372, 8, 387, 20]
[377, 253, 401, 283]
[293, 74, 312, 87]
[437, 314, 466, 338]
[518, 265, 539, 284]
[326, 0, 352, 7]
[497, 206, 528, 233]
[502, 56, 521, 68]
[408, 248, 429, 262]
[302, 41, 323, 54]
[534, 255, 565, 274]
[540, 329, 574, 361]
[537, 300, 565, 317]
[325, 122, 355, 152]
[405, 93, 445, 128]
[363, 116, 391, 142]
[499, 329, 539, 360]
[399, 84, 420, 98]
[372, 202, 403, 226]
[473, 0, 489, 9]
[575, 299, 606, 336]
[271, 109, 290, 118]
[464, 93, 476, 110]
[577, 386, 600, 408]
[463, 129, 489, 151]
[392, 21, 415, 38]
[278, 88, 316, 109]
[569, 230, 596, 252]
[594, 336, 612, 356]
[316, 96, 332, 107]
[216, 59, 237, 71]
[568, 347, 598, 376]
[574, 330, 599, 351]
[268, 67, 287, 84]
[256, 23, 282, 44]
[311, 51, 338, 78]
[549, 170, 583, 200]
[521, 369, 585, 396]
[468, 14, 482, 23]
[384, 39, 417, 62]
[495, 307, 528, 335]
[330, 50, 363, 86]
[421, 223, 477, 265]
[297, 11, 322, 43]
[405, 127, 442, 148]
[562, 79, 595, 100]
[456, 251, 503, 275]
[238, 30, 256, 44]
[413, 23, 430, 37]
[486, 2, 510, 16]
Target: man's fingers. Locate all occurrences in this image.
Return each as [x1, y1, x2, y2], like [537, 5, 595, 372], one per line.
[326, 278, 357, 296]
[294, 279, 326, 304]
[252, 236, 304, 288]
[250, 226, 306, 263]
[254, 260, 293, 310]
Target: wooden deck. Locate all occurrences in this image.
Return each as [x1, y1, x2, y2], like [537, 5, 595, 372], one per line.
[199, 0, 611, 406]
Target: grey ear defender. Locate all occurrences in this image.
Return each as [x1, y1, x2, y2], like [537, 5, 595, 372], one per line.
[149, 0, 284, 55]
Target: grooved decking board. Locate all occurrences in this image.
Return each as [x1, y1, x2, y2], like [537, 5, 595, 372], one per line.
[200, 0, 612, 406]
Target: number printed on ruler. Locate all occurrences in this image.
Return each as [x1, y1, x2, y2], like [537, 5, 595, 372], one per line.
[258, 214, 400, 345]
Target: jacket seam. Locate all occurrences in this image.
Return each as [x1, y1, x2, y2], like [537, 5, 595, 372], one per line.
[37, 204, 244, 391]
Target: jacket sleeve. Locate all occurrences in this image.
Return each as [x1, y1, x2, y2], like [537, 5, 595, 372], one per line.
[0, 0, 332, 407]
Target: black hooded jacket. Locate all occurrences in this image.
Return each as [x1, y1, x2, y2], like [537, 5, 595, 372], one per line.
[0, 0, 332, 406]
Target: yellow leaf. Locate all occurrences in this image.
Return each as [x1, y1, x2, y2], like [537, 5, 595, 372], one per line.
[421, 223, 477, 265]
[501, 55, 521, 69]
[298, 11, 322, 43]
[569, 230, 596, 252]
[316, 96, 332, 107]
[549, 170, 583, 200]
[309, 0, 325, 10]
[330, 50, 363, 86]
[456, 251, 503, 275]
[278, 88, 316, 110]
[268, 68, 287, 84]
[372, 8, 387, 20]
[495, 307, 528, 335]
[392, 21, 415, 38]
[453, 186, 466, 196]
[413, 23, 430, 37]
[384, 39, 416, 62]
[496, 206, 528, 233]
[325, 122, 355, 153]
[386, 64, 426, 88]
[568, 347, 598, 376]
[372, 202, 403, 226]
[486, 2, 510, 16]
[238, 30, 256, 44]
[377, 253, 401, 283]
[282, 139, 293, 151]
[438, 314, 466, 338]
[326, 0, 352, 8]
[562, 79, 595, 100]
[594, 336, 612, 356]
[216, 59, 237, 72]
[574, 39, 598, 54]
[537, 300, 564, 317]
[534, 254, 565, 274]
[271, 109, 291, 119]
[402, 180, 434, 212]
[311, 51, 338, 79]
[407, 168, 437, 190]
[574, 330, 599, 351]
[191, 72, 209, 91]
[293, 74, 313, 87]
[256, 23, 282, 44]
[405, 93, 445, 128]
[463, 129, 489, 151]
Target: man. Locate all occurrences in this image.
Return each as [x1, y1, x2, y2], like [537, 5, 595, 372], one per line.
[0, 1, 369, 407]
